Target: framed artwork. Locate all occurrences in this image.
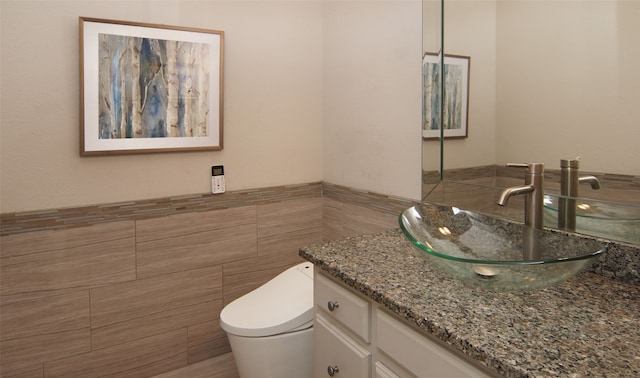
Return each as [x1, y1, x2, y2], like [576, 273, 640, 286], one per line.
[79, 17, 224, 155]
[423, 52, 470, 140]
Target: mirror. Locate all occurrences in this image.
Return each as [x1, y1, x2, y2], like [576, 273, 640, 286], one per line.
[422, 0, 640, 244]
[421, 0, 443, 197]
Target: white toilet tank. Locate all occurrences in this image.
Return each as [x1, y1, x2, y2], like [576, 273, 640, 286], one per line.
[220, 262, 314, 378]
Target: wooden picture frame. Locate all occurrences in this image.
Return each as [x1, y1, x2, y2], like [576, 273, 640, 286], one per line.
[79, 17, 224, 155]
[423, 52, 470, 140]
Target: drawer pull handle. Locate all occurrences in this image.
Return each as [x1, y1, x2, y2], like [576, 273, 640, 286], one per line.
[327, 365, 340, 376]
[327, 301, 340, 312]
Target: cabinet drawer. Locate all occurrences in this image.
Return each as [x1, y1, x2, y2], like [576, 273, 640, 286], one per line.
[314, 313, 371, 378]
[375, 361, 402, 378]
[377, 311, 492, 378]
[315, 273, 371, 342]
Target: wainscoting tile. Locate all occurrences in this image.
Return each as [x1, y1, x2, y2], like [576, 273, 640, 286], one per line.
[108, 353, 187, 378]
[0, 221, 135, 305]
[0, 291, 89, 340]
[151, 353, 239, 378]
[222, 252, 305, 278]
[0, 185, 423, 377]
[90, 265, 222, 329]
[256, 198, 323, 256]
[136, 223, 257, 279]
[222, 264, 287, 305]
[0, 221, 133, 258]
[187, 320, 231, 364]
[1, 331, 90, 375]
[136, 208, 258, 279]
[322, 183, 416, 217]
[342, 203, 398, 237]
[188, 340, 232, 366]
[0, 364, 43, 378]
[0, 291, 91, 373]
[222, 251, 307, 305]
[188, 320, 224, 349]
[257, 226, 322, 256]
[136, 206, 256, 243]
[426, 181, 524, 221]
[91, 300, 223, 350]
[322, 198, 344, 241]
[257, 198, 322, 238]
[43, 329, 188, 378]
[0, 184, 321, 236]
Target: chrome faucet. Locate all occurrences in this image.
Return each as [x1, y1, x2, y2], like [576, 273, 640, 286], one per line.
[558, 158, 601, 231]
[498, 163, 545, 230]
[497, 163, 545, 260]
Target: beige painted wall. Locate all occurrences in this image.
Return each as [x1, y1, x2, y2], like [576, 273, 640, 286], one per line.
[322, 0, 423, 201]
[0, 0, 423, 214]
[1, 0, 326, 213]
[428, 0, 640, 176]
[495, 0, 640, 175]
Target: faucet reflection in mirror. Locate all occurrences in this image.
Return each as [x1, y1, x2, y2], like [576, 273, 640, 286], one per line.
[558, 158, 600, 232]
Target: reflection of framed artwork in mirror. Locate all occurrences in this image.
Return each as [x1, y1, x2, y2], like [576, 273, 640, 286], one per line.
[423, 52, 470, 140]
[79, 17, 224, 155]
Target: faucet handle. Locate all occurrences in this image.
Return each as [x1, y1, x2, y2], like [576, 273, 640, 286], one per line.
[506, 163, 544, 173]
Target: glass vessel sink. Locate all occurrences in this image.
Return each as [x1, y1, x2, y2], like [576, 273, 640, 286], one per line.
[544, 195, 640, 245]
[399, 203, 607, 291]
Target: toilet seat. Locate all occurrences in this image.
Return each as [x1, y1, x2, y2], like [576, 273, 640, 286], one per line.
[220, 262, 314, 337]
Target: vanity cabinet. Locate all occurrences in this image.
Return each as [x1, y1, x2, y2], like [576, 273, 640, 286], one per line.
[314, 272, 496, 378]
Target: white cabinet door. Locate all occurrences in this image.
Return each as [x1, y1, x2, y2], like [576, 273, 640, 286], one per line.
[377, 311, 492, 378]
[314, 313, 371, 378]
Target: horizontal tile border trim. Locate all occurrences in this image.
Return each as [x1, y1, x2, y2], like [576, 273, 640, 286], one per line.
[430, 165, 640, 191]
[1, 182, 322, 236]
[1, 182, 419, 236]
[322, 182, 418, 216]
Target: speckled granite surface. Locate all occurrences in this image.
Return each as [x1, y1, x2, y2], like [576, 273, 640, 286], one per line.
[300, 230, 640, 378]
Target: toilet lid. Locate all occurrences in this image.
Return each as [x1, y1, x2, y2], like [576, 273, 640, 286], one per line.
[220, 262, 314, 337]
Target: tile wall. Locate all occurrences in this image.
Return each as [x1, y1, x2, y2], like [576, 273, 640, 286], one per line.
[3, 176, 638, 377]
[0, 183, 411, 377]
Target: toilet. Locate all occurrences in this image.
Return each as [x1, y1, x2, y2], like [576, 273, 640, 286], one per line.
[220, 262, 314, 378]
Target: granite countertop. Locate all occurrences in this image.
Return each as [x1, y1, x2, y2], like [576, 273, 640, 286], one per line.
[300, 229, 640, 378]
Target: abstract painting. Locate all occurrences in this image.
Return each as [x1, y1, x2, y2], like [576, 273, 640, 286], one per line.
[80, 17, 224, 155]
[423, 53, 470, 139]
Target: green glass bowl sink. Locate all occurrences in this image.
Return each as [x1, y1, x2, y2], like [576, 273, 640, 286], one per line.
[399, 203, 608, 291]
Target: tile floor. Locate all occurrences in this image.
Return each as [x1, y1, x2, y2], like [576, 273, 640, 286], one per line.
[152, 353, 240, 378]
